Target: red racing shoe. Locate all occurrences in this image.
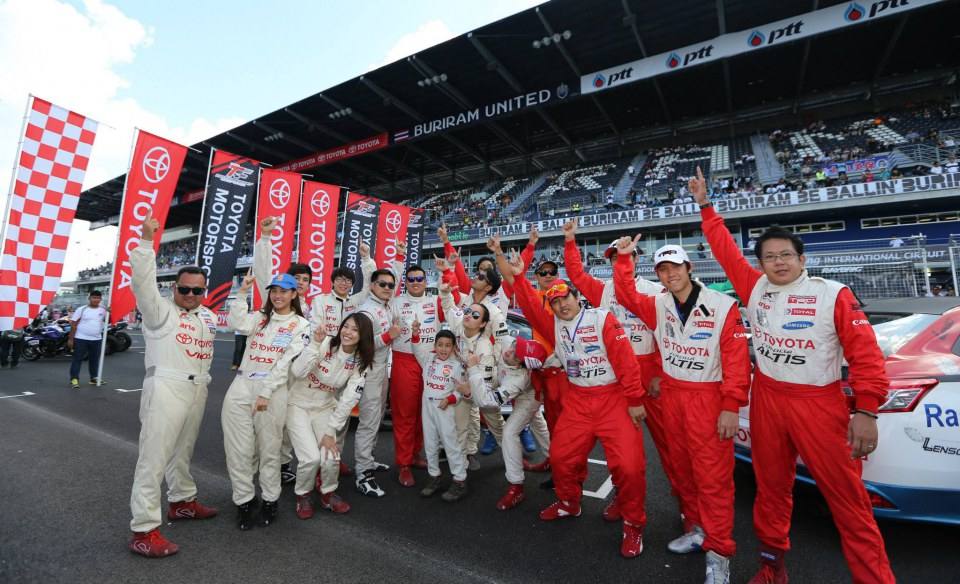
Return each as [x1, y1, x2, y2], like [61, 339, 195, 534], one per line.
[296, 494, 314, 520]
[167, 499, 218, 521]
[747, 548, 788, 584]
[621, 521, 644, 558]
[523, 458, 551, 473]
[320, 492, 351, 514]
[539, 499, 582, 521]
[602, 493, 622, 522]
[339, 461, 353, 477]
[496, 484, 525, 511]
[129, 529, 178, 558]
[398, 465, 415, 487]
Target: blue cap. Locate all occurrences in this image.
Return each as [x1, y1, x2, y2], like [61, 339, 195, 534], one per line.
[267, 274, 298, 290]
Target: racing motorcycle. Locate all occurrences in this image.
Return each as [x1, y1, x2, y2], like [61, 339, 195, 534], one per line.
[21, 321, 69, 361]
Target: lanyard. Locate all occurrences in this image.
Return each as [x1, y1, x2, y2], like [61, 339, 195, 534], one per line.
[562, 310, 587, 353]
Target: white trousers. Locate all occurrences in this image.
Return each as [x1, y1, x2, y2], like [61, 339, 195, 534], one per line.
[455, 400, 505, 456]
[286, 403, 341, 495]
[354, 363, 388, 474]
[422, 397, 467, 481]
[221, 378, 287, 505]
[503, 392, 550, 484]
[129, 376, 208, 532]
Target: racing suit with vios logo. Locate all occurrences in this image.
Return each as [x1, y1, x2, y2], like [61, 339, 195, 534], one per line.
[129, 240, 218, 533]
[512, 277, 649, 529]
[701, 204, 894, 583]
[614, 255, 750, 559]
[223, 291, 309, 506]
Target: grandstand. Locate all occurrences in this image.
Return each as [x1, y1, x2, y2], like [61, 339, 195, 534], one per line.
[70, 0, 960, 299]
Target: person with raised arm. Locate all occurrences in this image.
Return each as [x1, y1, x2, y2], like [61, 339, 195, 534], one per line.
[690, 166, 894, 584]
[612, 234, 750, 584]
[224, 271, 310, 530]
[492, 238, 649, 559]
[437, 223, 512, 314]
[127, 212, 219, 558]
[562, 219, 677, 523]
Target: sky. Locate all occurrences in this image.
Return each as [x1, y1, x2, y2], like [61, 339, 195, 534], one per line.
[0, 0, 543, 282]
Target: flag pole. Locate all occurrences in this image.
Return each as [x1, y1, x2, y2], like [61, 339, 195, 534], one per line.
[96, 128, 139, 387]
[0, 95, 35, 333]
[193, 148, 215, 268]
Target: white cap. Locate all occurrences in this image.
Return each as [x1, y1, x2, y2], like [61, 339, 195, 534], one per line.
[653, 244, 690, 266]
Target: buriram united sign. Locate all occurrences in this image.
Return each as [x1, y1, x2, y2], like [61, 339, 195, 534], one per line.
[477, 173, 960, 238]
[581, 0, 941, 95]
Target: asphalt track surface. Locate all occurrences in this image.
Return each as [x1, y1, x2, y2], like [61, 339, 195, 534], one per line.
[0, 331, 954, 584]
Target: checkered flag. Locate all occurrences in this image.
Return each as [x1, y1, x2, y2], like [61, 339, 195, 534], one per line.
[0, 96, 98, 331]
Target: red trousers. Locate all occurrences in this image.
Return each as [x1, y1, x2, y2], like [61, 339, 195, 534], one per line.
[551, 383, 647, 527]
[531, 367, 568, 434]
[390, 352, 423, 467]
[751, 372, 894, 583]
[662, 378, 736, 557]
[635, 354, 681, 500]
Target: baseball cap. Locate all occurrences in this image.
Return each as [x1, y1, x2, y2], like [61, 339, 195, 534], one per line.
[535, 259, 559, 273]
[653, 245, 690, 267]
[267, 274, 298, 290]
[544, 281, 574, 302]
[604, 239, 638, 259]
[514, 337, 548, 370]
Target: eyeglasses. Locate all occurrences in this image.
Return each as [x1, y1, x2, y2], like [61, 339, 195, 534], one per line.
[473, 272, 487, 281]
[333, 276, 353, 284]
[177, 286, 206, 296]
[407, 275, 426, 283]
[375, 281, 396, 290]
[760, 251, 800, 264]
[537, 269, 558, 277]
[464, 310, 483, 319]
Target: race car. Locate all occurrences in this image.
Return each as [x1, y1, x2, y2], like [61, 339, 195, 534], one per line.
[734, 297, 960, 526]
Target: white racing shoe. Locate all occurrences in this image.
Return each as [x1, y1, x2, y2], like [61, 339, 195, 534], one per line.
[704, 550, 730, 584]
[355, 470, 386, 498]
[667, 525, 705, 554]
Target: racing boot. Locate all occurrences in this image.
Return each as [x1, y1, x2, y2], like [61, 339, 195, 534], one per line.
[520, 427, 537, 453]
[167, 499, 218, 521]
[259, 499, 279, 527]
[668, 525, 705, 554]
[398, 465, 415, 487]
[237, 499, 257, 531]
[747, 547, 788, 584]
[621, 521, 644, 558]
[295, 494, 314, 520]
[128, 528, 178, 558]
[705, 551, 731, 584]
[420, 475, 444, 498]
[539, 499, 582, 521]
[523, 457, 551, 473]
[280, 463, 296, 484]
[603, 492, 622, 522]
[356, 469, 386, 498]
[479, 428, 498, 455]
[441, 479, 468, 502]
[320, 492, 351, 514]
[496, 484, 525, 511]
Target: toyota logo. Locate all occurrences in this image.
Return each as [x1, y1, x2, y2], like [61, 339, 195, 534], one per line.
[311, 190, 331, 217]
[269, 179, 291, 209]
[384, 209, 402, 234]
[143, 146, 171, 184]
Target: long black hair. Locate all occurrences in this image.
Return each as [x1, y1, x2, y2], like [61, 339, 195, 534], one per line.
[330, 312, 375, 374]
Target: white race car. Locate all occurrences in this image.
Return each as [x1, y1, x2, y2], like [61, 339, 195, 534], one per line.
[735, 297, 960, 526]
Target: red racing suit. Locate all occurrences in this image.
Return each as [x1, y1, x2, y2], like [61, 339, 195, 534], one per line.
[701, 205, 894, 582]
[513, 277, 647, 527]
[614, 254, 750, 558]
[564, 240, 682, 499]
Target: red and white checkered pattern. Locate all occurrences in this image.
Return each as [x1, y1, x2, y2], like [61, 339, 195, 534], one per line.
[0, 97, 98, 331]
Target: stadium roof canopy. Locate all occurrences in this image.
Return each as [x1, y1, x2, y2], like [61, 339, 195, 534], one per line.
[78, 0, 960, 227]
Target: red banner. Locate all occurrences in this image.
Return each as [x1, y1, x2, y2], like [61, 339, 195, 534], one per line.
[298, 181, 341, 303]
[109, 130, 187, 323]
[254, 168, 301, 307]
[375, 202, 411, 293]
[275, 133, 389, 172]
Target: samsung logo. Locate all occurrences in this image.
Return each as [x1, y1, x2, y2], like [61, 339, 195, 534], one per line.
[690, 332, 713, 340]
[782, 321, 814, 330]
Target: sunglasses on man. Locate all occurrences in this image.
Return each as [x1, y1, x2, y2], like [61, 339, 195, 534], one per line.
[537, 268, 558, 277]
[406, 275, 426, 283]
[473, 272, 487, 281]
[375, 280, 396, 290]
[177, 286, 206, 296]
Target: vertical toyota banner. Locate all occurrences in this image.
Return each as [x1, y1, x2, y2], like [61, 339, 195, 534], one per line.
[0, 97, 99, 330]
[297, 181, 341, 303]
[254, 168, 301, 307]
[340, 193, 380, 295]
[374, 201, 411, 271]
[109, 130, 188, 323]
[196, 149, 259, 311]
[404, 207, 425, 272]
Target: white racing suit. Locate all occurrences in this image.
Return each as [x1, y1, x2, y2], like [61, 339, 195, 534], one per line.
[440, 290, 505, 456]
[223, 291, 309, 505]
[468, 361, 549, 485]
[284, 336, 366, 495]
[129, 240, 217, 533]
[355, 295, 394, 474]
[418, 353, 468, 482]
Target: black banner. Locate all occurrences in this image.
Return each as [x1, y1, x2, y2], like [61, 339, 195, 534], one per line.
[340, 193, 380, 295]
[196, 150, 259, 311]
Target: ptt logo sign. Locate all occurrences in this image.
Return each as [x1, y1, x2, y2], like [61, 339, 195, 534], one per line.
[592, 66, 634, 89]
[665, 45, 714, 70]
[747, 20, 804, 48]
[846, 0, 911, 21]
